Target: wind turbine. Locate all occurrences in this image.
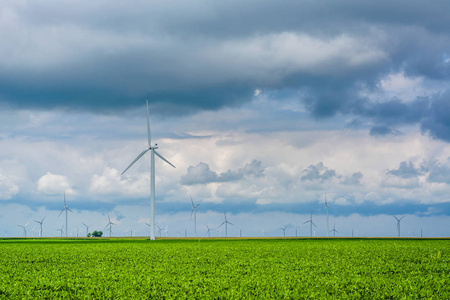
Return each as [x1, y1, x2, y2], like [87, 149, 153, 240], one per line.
[157, 225, 164, 237]
[190, 195, 200, 237]
[58, 192, 73, 237]
[206, 224, 214, 237]
[82, 222, 90, 237]
[219, 212, 233, 237]
[105, 214, 116, 237]
[325, 196, 330, 237]
[121, 100, 176, 241]
[57, 225, 64, 237]
[17, 222, 29, 237]
[330, 224, 338, 237]
[303, 211, 316, 237]
[393, 215, 405, 237]
[280, 225, 288, 237]
[34, 217, 45, 238]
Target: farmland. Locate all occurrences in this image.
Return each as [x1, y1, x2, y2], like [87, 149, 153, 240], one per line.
[0, 238, 448, 299]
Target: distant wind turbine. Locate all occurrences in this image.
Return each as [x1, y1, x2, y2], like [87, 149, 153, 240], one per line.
[105, 214, 116, 237]
[157, 225, 164, 237]
[325, 196, 330, 237]
[219, 212, 233, 237]
[303, 211, 316, 237]
[17, 222, 29, 237]
[206, 224, 214, 237]
[57, 225, 64, 237]
[393, 215, 405, 237]
[280, 225, 288, 237]
[330, 224, 338, 237]
[190, 195, 200, 237]
[82, 222, 90, 237]
[121, 100, 175, 241]
[34, 217, 45, 238]
[58, 192, 73, 237]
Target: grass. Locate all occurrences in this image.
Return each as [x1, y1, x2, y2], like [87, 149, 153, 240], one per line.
[0, 238, 448, 299]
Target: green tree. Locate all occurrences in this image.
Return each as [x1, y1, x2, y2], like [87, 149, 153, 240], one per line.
[91, 231, 103, 237]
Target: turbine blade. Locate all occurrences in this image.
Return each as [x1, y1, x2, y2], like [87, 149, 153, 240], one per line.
[68, 208, 73, 213]
[121, 148, 150, 175]
[190, 209, 194, 221]
[229, 222, 234, 226]
[146, 100, 151, 147]
[219, 222, 225, 227]
[190, 195, 194, 207]
[58, 209, 65, 217]
[302, 221, 309, 225]
[154, 150, 176, 168]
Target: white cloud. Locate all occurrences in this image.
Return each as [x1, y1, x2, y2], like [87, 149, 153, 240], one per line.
[37, 172, 74, 196]
[0, 173, 19, 200]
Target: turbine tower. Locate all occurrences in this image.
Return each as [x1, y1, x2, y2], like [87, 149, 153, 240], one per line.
[121, 100, 176, 240]
[34, 217, 45, 238]
[325, 196, 330, 237]
[393, 215, 405, 237]
[105, 214, 116, 237]
[219, 212, 233, 237]
[303, 211, 316, 237]
[190, 195, 200, 237]
[280, 225, 288, 237]
[58, 192, 73, 237]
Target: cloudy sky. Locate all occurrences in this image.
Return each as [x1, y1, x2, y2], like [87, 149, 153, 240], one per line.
[1, 1, 450, 237]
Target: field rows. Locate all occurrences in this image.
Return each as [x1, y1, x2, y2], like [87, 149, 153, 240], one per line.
[0, 238, 448, 299]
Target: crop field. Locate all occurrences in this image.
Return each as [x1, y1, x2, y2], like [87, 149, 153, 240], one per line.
[0, 238, 448, 299]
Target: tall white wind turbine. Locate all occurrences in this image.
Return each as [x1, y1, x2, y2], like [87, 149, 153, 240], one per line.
[303, 211, 316, 237]
[325, 196, 330, 237]
[393, 215, 405, 237]
[219, 212, 233, 237]
[121, 100, 176, 240]
[190, 195, 200, 237]
[58, 192, 73, 237]
[34, 217, 45, 238]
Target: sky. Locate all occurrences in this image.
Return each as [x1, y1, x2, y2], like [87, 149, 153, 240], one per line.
[1, 0, 450, 238]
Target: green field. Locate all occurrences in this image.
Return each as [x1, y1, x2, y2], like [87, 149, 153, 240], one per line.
[0, 238, 448, 299]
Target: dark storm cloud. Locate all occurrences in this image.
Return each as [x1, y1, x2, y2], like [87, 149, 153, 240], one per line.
[3, 1, 450, 142]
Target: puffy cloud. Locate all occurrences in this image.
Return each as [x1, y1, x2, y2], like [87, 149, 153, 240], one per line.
[387, 161, 421, 178]
[89, 167, 149, 197]
[181, 160, 264, 185]
[342, 172, 363, 185]
[301, 162, 339, 182]
[0, 173, 19, 200]
[37, 172, 74, 196]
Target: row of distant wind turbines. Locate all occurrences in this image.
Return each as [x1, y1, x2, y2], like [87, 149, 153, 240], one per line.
[16, 100, 408, 239]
